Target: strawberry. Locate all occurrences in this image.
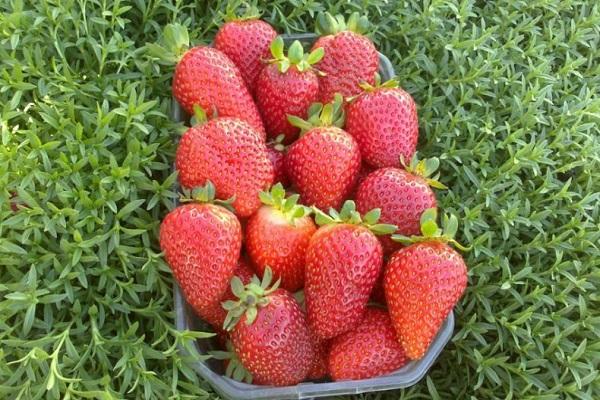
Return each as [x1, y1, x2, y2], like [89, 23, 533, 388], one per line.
[202, 257, 255, 330]
[385, 209, 468, 360]
[356, 155, 446, 254]
[311, 12, 379, 103]
[285, 96, 361, 210]
[305, 201, 396, 339]
[369, 270, 387, 305]
[175, 111, 274, 217]
[328, 307, 408, 381]
[255, 37, 323, 143]
[266, 137, 288, 186]
[214, 7, 277, 95]
[307, 335, 330, 380]
[346, 76, 419, 168]
[224, 269, 314, 386]
[159, 182, 242, 324]
[347, 163, 376, 199]
[149, 24, 263, 132]
[246, 184, 317, 292]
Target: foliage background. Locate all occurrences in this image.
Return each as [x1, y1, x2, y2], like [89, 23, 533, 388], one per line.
[1, 0, 599, 399]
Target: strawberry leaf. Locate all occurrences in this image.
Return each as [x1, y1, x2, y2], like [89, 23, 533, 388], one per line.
[363, 208, 381, 225]
[370, 223, 398, 236]
[306, 47, 324, 64]
[270, 36, 284, 59]
[288, 40, 304, 64]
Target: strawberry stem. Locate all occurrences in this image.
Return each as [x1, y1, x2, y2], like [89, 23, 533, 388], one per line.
[222, 1, 260, 22]
[145, 23, 190, 64]
[222, 267, 281, 331]
[315, 12, 370, 36]
[391, 208, 471, 251]
[313, 200, 397, 236]
[287, 94, 345, 134]
[401, 153, 448, 190]
[179, 181, 236, 211]
[258, 183, 311, 224]
[268, 37, 324, 73]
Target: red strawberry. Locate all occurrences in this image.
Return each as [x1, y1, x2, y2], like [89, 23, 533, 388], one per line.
[356, 155, 446, 254]
[311, 12, 379, 103]
[255, 37, 322, 142]
[385, 209, 468, 360]
[203, 257, 255, 329]
[369, 271, 387, 305]
[173, 46, 265, 135]
[305, 201, 396, 339]
[214, 10, 277, 95]
[266, 136, 289, 186]
[348, 163, 376, 199]
[159, 183, 242, 324]
[285, 96, 361, 210]
[346, 76, 418, 168]
[307, 335, 330, 380]
[246, 184, 317, 292]
[224, 270, 314, 386]
[328, 307, 408, 381]
[175, 114, 274, 217]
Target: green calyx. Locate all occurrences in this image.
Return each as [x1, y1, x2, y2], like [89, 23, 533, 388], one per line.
[313, 200, 397, 236]
[222, 1, 261, 22]
[222, 267, 280, 331]
[359, 72, 399, 92]
[315, 12, 370, 36]
[145, 23, 190, 64]
[268, 37, 324, 73]
[401, 153, 448, 190]
[210, 341, 253, 383]
[258, 183, 311, 224]
[391, 208, 471, 251]
[268, 134, 286, 152]
[287, 93, 345, 134]
[179, 181, 235, 211]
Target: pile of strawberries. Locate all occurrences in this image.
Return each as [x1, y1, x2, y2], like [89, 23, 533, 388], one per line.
[159, 10, 468, 386]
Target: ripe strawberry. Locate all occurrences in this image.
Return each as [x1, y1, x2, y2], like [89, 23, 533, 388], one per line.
[328, 307, 408, 381]
[246, 184, 317, 292]
[175, 113, 274, 217]
[214, 8, 277, 95]
[347, 163, 375, 199]
[285, 96, 361, 210]
[224, 269, 314, 386]
[159, 183, 242, 324]
[305, 201, 396, 339]
[346, 76, 419, 168]
[307, 335, 330, 380]
[385, 209, 468, 360]
[266, 137, 288, 186]
[202, 257, 255, 329]
[311, 12, 379, 103]
[369, 271, 387, 305]
[255, 37, 323, 142]
[356, 155, 446, 254]
[173, 46, 265, 135]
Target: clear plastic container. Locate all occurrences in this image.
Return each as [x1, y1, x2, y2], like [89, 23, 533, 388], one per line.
[172, 33, 455, 400]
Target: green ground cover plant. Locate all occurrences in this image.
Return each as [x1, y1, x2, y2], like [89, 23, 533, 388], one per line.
[1, 0, 599, 398]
